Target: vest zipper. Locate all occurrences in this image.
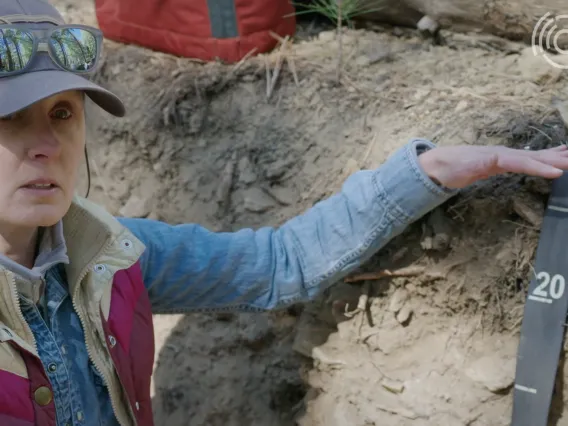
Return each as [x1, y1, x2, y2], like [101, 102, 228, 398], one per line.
[70, 241, 136, 426]
[8, 274, 39, 354]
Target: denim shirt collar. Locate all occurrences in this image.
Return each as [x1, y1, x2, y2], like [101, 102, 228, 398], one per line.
[0, 221, 69, 301]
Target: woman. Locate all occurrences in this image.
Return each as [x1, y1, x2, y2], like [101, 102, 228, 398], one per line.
[2, 2, 568, 426]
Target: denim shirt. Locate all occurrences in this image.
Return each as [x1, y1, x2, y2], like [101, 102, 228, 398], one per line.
[13, 139, 458, 425]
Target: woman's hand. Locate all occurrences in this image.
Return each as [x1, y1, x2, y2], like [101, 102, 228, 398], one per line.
[419, 144, 568, 189]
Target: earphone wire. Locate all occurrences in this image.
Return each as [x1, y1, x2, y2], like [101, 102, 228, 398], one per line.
[84, 145, 91, 198]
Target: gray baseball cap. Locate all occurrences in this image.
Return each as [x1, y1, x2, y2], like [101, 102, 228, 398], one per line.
[0, 0, 125, 117]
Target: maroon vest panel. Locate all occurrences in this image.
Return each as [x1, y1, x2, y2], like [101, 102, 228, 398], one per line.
[0, 350, 55, 426]
[0, 261, 155, 426]
[101, 261, 156, 426]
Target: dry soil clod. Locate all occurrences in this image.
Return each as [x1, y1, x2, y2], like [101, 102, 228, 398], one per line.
[511, 194, 544, 227]
[417, 15, 440, 36]
[421, 208, 453, 252]
[388, 288, 409, 313]
[396, 304, 413, 325]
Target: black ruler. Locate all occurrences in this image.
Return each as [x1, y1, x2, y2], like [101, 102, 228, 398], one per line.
[512, 171, 568, 425]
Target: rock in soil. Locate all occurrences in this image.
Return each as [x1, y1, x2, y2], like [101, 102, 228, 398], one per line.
[464, 345, 516, 393]
[243, 188, 276, 213]
[119, 195, 150, 218]
[389, 288, 409, 313]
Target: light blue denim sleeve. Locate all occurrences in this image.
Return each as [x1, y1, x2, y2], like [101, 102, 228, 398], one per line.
[118, 138, 459, 314]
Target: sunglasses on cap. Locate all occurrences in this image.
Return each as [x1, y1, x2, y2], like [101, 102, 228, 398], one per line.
[0, 24, 102, 76]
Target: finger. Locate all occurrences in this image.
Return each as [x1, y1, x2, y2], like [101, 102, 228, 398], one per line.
[497, 154, 564, 178]
[531, 150, 568, 169]
[523, 145, 568, 152]
[517, 146, 568, 158]
[511, 145, 568, 157]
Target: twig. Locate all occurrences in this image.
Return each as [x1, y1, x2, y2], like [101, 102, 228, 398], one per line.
[287, 53, 300, 87]
[344, 281, 370, 318]
[361, 132, 378, 167]
[344, 266, 426, 283]
[508, 315, 524, 332]
[344, 281, 371, 341]
[361, 329, 381, 343]
[434, 83, 490, 101]
[267, 36, 289, 100]
[502, 219, 537, 231]
[269, 31, 299, 86]
[215, 151, 238, 215]
[336, 0, 343, 82]
[217, 47, 257, 91]
[264, 55, 271, 98]
[268, 31, 285, 43]
[528, 125, 552, 141]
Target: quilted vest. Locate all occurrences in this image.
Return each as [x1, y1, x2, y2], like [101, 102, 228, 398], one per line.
[0, 197, 155, 426]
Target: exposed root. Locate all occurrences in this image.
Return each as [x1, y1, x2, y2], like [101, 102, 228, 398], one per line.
[344, 265, 430, 283]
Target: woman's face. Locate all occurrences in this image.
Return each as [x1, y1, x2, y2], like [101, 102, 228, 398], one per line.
[0, 90, 85, 229]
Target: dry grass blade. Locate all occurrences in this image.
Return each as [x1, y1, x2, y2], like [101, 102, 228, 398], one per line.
[361, 132, 378, 167]
[266, 36, 290, 100]
[336, 0, 343, 82]
[217, 47, 258, 91]
[215, 151, 238, 215]
[269, 31, 300, 86]
[264, 55, 271, 98]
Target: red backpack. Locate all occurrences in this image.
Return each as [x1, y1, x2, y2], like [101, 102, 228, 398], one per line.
[95, 0, 296, 63]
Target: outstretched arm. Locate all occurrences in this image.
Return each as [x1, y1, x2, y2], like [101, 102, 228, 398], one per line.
[118, 138, 456, 314]
[120, 140, 568, 314]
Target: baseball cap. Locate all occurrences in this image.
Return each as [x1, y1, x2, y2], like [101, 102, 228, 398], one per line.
[0, 0, 125, 117]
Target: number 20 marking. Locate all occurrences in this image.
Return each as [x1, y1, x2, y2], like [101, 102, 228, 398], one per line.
[534, 272, 566, 300]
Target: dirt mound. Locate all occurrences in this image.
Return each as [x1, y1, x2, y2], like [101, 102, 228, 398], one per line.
[292, 119, 561, 425]
[53, 0, 568, 424]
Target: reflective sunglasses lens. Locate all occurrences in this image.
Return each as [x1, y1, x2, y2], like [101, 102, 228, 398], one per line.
[50, 28, 97, 72]
[0, 29, 34, 73]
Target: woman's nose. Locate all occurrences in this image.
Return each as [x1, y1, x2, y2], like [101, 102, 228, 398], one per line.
[26, 132, 62, 161]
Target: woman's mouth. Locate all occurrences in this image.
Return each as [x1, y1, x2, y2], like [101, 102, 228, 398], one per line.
[20, 179, 61, 195]
[25, 183, 56, 189]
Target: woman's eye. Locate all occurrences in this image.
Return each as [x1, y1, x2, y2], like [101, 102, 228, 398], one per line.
[51, 108, 72, 120]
